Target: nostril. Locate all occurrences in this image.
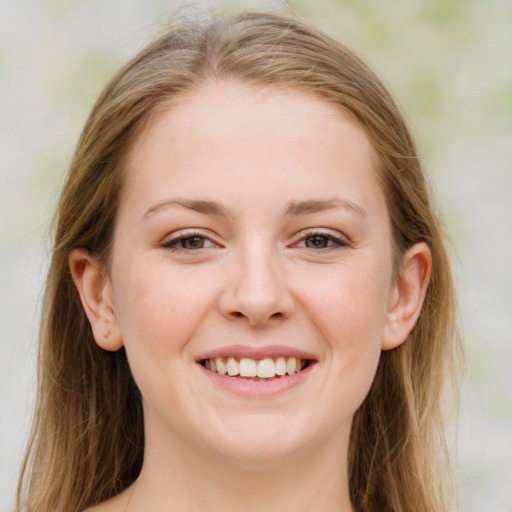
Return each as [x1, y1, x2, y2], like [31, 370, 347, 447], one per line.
[230, 311, 284, 321]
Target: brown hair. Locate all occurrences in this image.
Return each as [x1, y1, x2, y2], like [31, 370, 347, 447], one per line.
[17, 10, 463, 512]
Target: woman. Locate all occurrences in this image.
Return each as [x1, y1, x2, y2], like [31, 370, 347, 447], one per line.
[17, 10, 463, 512]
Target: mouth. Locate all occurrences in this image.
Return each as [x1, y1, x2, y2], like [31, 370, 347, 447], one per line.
[200, 356, 313, 381]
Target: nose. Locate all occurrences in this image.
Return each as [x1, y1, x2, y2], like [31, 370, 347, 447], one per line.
[218, 246, 294, 328]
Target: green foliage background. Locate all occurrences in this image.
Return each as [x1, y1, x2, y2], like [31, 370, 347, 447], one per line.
[1, 1, 510, 510]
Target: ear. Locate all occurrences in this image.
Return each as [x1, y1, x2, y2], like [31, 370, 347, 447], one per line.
[382, 242, 432, 351]
[68, 249, 123, 351]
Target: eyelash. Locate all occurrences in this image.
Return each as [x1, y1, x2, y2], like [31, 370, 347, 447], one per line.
[294, 230, 349, 250]
[161, 229, 349, 253]
[161, 230, 217, 252]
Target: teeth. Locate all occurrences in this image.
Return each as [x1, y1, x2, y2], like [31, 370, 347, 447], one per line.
[204, 356, 307, 379]
[226, 357, 239, 376]
[275, 357, 287, 376]
[215, 357, 227, 375]
[239, 358, 257, 377]
[286, 357, 297, 375]
[257, 358, 275, 378]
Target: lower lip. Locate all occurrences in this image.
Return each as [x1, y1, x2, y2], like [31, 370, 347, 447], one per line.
[198, 363, 315, 398]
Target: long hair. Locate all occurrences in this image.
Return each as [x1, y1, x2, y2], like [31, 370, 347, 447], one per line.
[17, 11, 463, 512]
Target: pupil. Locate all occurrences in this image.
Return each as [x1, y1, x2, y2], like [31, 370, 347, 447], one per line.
[183, 236, 204, 249]
[306, 236, 328, 248]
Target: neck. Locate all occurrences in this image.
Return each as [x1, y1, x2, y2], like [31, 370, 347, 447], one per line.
[124, 425, 354, 512]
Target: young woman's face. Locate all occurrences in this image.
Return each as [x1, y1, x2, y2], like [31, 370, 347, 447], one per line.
[109, 83, 399, 463]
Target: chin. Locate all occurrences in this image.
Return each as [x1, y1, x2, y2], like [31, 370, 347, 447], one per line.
[214, 441, 304, 469]
[203, 416, 314, 466]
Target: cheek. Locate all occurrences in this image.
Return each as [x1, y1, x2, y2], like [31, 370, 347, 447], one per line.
[295, 259, 391, 397]
[112, 259, 217, 374]
[299, 259, 391, 344]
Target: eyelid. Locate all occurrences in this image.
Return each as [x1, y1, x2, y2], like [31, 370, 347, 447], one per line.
[161, 229, 220, 249]
[160, 227, 350, 251]
[292, 228, 351, 248]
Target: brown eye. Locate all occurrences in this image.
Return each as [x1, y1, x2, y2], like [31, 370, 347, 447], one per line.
[296, 232, 349, 251]
[180, 236, 206, 249]
[304, 235, 331, 249]
[162, 233, 216, 251]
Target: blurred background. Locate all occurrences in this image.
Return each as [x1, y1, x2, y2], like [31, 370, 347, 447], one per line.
[0, 1, 510, 510]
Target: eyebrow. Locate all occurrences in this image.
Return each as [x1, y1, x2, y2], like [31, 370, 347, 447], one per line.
[142, 197, 232, 219]
[285, 197, 367, 217]
[142, 195, 367, 220]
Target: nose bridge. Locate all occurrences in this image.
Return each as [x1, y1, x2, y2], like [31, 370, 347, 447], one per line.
[221, 235, 293, 326]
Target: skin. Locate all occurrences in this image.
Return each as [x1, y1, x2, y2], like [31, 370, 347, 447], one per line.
[70, 82, 431, 512]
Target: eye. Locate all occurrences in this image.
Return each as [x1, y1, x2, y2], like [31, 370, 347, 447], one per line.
[162, 231, 217, 251]
[295, 231, 349, 250]
[304, 235, 333, 249]
[178, 236, 210, 250]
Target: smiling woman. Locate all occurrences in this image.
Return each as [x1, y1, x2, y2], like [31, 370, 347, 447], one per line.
[16, 10, 463, 512]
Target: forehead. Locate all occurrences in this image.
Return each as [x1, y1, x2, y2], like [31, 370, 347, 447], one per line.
[132, 82, 374, 158]
[121, 82, 384, 220]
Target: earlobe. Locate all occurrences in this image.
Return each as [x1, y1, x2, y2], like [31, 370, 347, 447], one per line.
[382, 242, 432, 350]
[68, 249, 123, 351]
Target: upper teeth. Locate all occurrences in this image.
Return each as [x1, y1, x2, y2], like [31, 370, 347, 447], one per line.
[204, 357, 306, 378]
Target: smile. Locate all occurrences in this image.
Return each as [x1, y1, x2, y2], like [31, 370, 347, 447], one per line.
[201, 356, 310, 380]
[196, 345, 317, 396]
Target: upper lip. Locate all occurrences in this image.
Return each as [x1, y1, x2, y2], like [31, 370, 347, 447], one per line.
[197, 344, 317, 362]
